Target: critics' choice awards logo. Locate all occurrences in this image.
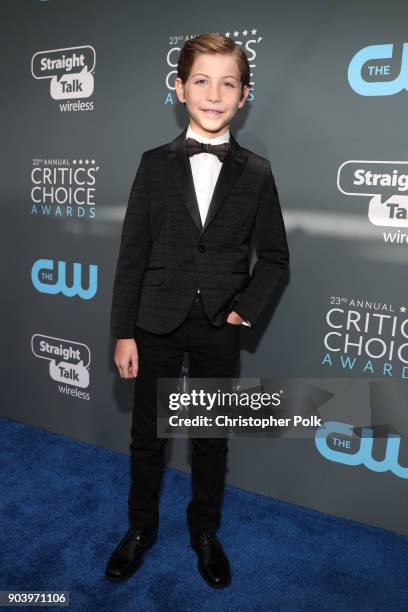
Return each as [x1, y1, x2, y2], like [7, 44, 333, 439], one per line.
[348, 42, 408, 96]
[31, 259, 98, 300]
[31, 45, 95, 111]
[315, 421, 407, 479]
[322, 297, 408, 379]
[31, 334, 91, 400]
[165, 29, 262, 104]
[31, 158, 99, 219]
[337, 161, 408, 244]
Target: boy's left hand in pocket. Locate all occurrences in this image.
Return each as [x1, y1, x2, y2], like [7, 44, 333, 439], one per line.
[226, 310, 244, 325]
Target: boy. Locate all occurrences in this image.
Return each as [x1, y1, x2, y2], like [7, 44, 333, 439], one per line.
[105, 33, 289, 588]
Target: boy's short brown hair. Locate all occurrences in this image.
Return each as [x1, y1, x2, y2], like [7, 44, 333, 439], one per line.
[177, 32, 250, 93]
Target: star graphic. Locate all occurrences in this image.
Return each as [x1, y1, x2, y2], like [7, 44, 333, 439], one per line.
[400, 306, 406, 312]
[233, 30, 239, 37]
[225, 31, 230, 37]
[242, 30, 248, 36]
[251, 28, 257, 35]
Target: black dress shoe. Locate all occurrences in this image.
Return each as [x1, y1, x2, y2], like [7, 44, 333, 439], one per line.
[104, 526, 157, 582]
[190, 529, 231, 588]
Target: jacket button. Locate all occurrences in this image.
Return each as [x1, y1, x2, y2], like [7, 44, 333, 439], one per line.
[198, 244, 205, 252]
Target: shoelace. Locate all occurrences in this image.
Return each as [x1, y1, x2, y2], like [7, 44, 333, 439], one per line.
[196, 531, 218, 550]
[130, 528, 148, 547]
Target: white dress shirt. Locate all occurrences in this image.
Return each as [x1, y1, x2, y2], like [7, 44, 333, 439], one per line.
[186, 124, 250, 326]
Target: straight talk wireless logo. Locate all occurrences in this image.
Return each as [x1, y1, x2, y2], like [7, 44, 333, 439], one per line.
[31, 45, 95, 112]
[31, 334, 91, 400]
[165, 29, 262, 104]
[337, 161, 408, 244]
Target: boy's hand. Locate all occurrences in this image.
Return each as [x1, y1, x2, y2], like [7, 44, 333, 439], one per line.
[114, 339, 139, 378]
[226, 310, 244, 325]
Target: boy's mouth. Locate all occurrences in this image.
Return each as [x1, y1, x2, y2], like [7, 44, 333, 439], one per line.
[202, 109, 223, 117]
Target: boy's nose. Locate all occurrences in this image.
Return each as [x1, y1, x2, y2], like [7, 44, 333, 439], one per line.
[206, 85, 222, 100]
[206, 91, 222, 101]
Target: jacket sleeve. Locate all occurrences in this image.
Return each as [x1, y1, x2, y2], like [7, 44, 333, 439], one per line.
[232, 160, 289, 326]
[110, 152, 152, 339]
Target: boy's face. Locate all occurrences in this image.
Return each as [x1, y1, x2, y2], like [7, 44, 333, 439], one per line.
[175, 52, 249, 139]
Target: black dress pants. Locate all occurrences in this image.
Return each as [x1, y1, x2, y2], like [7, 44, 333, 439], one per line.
[128, 292, 241, 534]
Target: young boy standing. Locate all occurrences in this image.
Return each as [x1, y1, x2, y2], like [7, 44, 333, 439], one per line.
[105, 33, 289, 588]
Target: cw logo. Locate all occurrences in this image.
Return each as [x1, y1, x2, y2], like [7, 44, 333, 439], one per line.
[31, 259, 98, 299]
[348, 42, 408, 96]
[315, 421, 408, 479]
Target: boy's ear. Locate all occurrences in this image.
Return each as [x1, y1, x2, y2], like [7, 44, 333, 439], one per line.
[238, 85, 250, 107]
[175, 77, 186, 103]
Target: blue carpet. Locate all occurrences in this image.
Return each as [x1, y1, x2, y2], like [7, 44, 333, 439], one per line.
[1, 415, 407, 611]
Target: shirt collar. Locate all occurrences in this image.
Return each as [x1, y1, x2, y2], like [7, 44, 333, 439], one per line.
[186, 123, 230, 145]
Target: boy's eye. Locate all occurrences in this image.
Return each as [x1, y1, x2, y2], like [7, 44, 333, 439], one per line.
[194, 79, 235, 87]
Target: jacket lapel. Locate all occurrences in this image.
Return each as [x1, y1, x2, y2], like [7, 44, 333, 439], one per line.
[165, 127, 248, 235]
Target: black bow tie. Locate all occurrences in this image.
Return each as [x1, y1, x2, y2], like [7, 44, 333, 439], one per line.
[186, 137, 230, 162]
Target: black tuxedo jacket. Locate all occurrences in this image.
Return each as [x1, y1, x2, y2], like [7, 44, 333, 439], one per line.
[110, 127, 289, 337]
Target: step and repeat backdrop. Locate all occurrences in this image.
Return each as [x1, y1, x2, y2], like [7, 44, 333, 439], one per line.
[2, 0, 407, 535]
